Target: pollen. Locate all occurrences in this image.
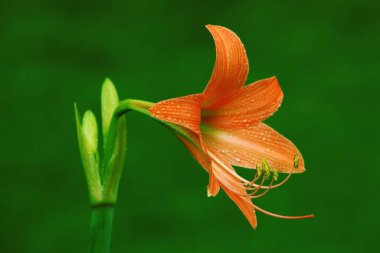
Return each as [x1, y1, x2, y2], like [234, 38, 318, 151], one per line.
[256, 163, 262, 177]
[273, 168, 279, 181]
[262, 159, 271, 179]
[294, 154, 300, 169]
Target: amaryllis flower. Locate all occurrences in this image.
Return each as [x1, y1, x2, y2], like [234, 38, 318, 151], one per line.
[149, 25, 313, 229]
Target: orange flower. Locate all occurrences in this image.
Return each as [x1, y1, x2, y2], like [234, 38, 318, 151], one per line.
[149, 25, 313, 229]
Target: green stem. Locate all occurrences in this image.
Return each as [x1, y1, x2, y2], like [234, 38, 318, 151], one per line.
[89, 205, 114, 253]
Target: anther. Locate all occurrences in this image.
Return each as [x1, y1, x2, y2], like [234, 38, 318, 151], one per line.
[256, 163, 262, 177]
[262, 159, 271, 179]
[251, 169, 293, 189]
[273, 168, 279, 181]
[294, 154, 300, 169]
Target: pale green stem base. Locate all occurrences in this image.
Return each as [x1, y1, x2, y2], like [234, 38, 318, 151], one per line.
[89, 205, 114, 253]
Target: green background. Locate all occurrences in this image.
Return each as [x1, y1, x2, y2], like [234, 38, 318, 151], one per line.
[1, 0, 379, 252]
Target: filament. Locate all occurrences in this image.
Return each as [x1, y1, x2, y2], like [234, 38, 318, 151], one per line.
[249, 175, 266, 193]
[250, 177, 274, 199]
[252, 203, 314, 220]
[246, 168, 261, 186]
[252, 170, 293, 189]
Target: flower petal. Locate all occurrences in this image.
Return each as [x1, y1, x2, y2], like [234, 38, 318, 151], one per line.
[150, 94, 204, 133]
[175, 131, 220, 197]
[202, 77, 283, 129]
[175, 131, 210, 171]
[207, 169, 220, 197]
[209, 150, 257, 228]
[203, 25, 249, 109]
[223, 186, 257, 229]
[202, 123, 305, 173]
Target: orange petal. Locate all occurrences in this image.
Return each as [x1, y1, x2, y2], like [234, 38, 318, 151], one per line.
[175, 131, 220, 197]
[209, 150, 257, 228]
[202, 77, 283, 129]
[150, 94, 204, 134]
[203, 25, 249, 109]
[202, 123, 305, 173]
[223, 186, 257, 229]
[207, 169, 220, 197]
[175, 130, 211, 171]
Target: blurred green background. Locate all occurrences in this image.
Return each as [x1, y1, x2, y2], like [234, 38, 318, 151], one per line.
[1, 0, 379, 252]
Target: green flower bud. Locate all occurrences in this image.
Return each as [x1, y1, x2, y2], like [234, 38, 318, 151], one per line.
[101, 78, 119, 139]
[82, 110, 99, 154]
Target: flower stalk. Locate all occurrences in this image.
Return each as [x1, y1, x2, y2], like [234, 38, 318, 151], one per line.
[89, 205, 114, 253]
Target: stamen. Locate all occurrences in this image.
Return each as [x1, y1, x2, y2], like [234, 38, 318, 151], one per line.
[252, 169, 293, 189]
[294, 154, 300, 169]
[246, 175, 266, 195]
[252, 203, 314, 220]
[245, 165, 261, 186]
[250, 176, 274, 199]
[273, 168, 279, 181]
[246, 160, 273, 190]
[256, 163, 262, 178]
[262, 159, 271, 179]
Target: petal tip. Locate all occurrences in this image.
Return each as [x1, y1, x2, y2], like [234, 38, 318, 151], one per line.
[205, 24, 220, 29]
[205, 24, 236, 35]
[207, 189, 212, 197]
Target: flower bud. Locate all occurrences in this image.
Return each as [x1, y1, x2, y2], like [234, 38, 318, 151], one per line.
[82, 110, 99, 154]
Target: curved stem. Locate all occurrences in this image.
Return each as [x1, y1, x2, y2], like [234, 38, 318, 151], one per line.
[114, 99, 197, 149]
[115, 99, 153, 117]
[89, 205, 114, 253]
